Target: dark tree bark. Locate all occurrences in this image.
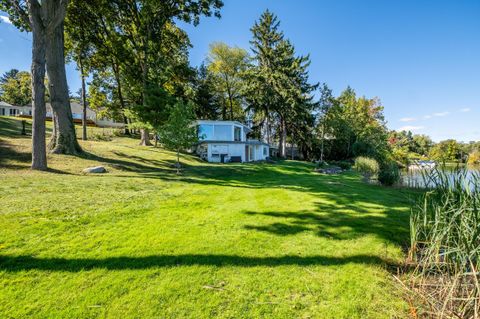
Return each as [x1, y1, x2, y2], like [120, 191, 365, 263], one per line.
[28, 0, 47, 170]
[45, 0, 81, 154]
[80, 60, 87, 141]
[112, 63, 130, 135]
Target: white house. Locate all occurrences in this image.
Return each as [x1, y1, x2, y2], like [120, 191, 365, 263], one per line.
[196, 120, 269, 163]
[0, 101, 31, 116]
[0, 101, 124, 128]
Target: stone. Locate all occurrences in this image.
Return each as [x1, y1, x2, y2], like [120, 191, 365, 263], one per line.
[82, 166, 107, 174]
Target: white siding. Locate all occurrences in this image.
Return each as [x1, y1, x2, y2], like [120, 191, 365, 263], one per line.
[207, 143, 245, 162]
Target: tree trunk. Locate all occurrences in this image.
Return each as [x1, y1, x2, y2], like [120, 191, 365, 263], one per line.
[140, 129, 152, 146]
[279, 117, 287, 158]
[80, 60, 87, 141]
[320, 124, 325, 162]
[29, 6, 47, 170]
[176, 150, 180, 174]
[291, 135, 294, 160]
[45, 16, 81, 154]
[112, 62, 130, 135]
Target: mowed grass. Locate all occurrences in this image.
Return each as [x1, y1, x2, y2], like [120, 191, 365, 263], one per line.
[0, 117, 413, 318]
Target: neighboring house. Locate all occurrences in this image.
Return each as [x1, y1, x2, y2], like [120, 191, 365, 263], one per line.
[0, 101, 31, 116]
[196, 120, 269, 163]
[1, 101, 123, 128]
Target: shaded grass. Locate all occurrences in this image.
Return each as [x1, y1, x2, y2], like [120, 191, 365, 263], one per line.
[0, 116, 415, 318]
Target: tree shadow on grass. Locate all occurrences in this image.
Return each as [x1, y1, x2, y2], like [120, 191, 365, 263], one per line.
[243, 202, 409, 247]
[0, 138, 31, 169]
[78, 151, 175, 175]
[0, 253, 396, 272]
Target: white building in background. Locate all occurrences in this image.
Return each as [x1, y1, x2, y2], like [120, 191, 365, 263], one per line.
[195, 120, 269, 163]
[0, 101, 124, 128]
[0, 101, 31, 116]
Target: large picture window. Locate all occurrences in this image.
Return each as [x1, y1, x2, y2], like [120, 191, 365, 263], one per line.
[214, 125, 232, 141]
[198, 124, 214, 140]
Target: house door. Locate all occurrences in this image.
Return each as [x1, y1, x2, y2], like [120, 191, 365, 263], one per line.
[245, 145, 249, 162]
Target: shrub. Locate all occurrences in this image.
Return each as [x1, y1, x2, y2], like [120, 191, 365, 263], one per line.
[329, 160, 352, 170]
[354, 156, 379, 181]
[467, 150, 480, 165]
[378, 161, 400, 186]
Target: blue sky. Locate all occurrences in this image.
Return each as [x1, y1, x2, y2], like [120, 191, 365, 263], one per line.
[1, 0, 480, 142]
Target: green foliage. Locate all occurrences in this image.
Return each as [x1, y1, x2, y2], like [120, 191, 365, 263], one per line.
[318, 87, 388, 162]
[354, 156, 380, 181]
[206, 42, 249, 121]
[378, 162, 400, 186]
[157, 101, 198, 172]
[467, 150, 480, 165]
[429, 139, 462, 162]
[388, 131, 434, 165]
[0, 70, 31, 106]
[245, 10, 318, 157]
[193, 64, 221, 120]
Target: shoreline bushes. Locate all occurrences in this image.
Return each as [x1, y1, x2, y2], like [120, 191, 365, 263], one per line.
[354, 156, 379, 182]
[407, 168, 480, 318]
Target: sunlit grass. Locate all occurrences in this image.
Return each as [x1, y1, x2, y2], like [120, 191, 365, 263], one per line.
[1, 116, 415, 318]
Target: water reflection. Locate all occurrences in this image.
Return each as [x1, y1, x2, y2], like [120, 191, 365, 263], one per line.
[400, 165, 480, 188]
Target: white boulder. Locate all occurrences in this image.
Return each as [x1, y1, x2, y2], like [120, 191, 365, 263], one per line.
[82, 166, 107, 174]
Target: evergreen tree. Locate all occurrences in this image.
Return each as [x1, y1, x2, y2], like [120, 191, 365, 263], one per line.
[246, 10, 318, 157]
[193, 64, 221, 120]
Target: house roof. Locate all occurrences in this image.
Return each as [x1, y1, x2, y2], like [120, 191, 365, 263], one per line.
[0, 101, 13, 107]
[196, 120, 253, 133]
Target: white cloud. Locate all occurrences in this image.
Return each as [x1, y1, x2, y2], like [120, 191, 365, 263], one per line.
[398, 125, 425, 132]
[423, 115, 432, 119]
[460, 108, 471, 113]
[0, 15, 12, 24]
[399, 117, 416, 122]
[432, 111, 450, 117]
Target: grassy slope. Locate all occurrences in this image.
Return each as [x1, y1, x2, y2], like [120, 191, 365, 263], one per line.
[0, 117, 413, 318]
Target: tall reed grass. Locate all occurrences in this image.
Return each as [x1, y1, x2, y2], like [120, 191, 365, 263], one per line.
[408, 167, 480, 318]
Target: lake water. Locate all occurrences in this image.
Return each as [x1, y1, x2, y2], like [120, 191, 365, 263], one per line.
[400, 165, 480, 188]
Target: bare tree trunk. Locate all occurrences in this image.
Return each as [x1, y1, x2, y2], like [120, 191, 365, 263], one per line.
[279, 117, 287, 158]
[320, 129, 324, 162]
[265, 107, 270, 145]
[291, 135, 294, 160]
[140, 129, 152, 146]
[45, 2, 81, 154]
[29, 2, 47, 170]
[80, 60, 87, 141]
[112, 62, 130, 135]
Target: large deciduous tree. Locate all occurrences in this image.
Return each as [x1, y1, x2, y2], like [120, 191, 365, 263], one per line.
[206, 42, 249, 121]
[66, 0, 223, 146]
[2, 0, 82, 171]
[1, 0, 48, 169]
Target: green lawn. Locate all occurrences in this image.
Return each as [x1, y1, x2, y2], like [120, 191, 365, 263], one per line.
[0, 116, 413, 318]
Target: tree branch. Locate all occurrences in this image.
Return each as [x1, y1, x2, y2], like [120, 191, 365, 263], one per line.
[8, 0, 31, 28]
